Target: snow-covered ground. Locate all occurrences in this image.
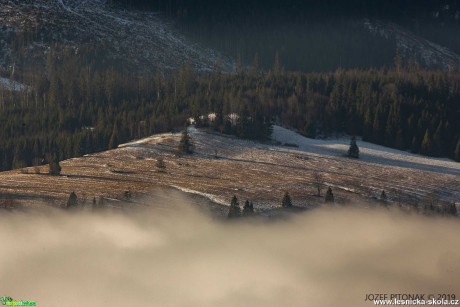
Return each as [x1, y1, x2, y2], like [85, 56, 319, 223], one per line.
[364, 19, 460, 71]
[0, 0, 234, 72]
[0, 77, 29, 92]
[271, 126, 460, 176]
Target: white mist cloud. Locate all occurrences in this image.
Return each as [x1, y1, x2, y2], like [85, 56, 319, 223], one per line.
[0, 193, 459, 307]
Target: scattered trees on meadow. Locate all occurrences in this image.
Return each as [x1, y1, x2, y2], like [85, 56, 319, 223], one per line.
[2, 46, 460, 173]
[242, 200, 255, 216]
[228, 197, 257, 218]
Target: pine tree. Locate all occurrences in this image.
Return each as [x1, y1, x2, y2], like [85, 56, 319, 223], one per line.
[48, 154, 61, 176]
[66, 191, 78, 208]
[281, 191, 293, 208]
[325, 187, 334, 203]
[347, 136, 360, 158]
[242, 200, 255, 216]
[228, 195, 241, 218]
[380, 190, 388, 204]
[178, 128, 193, 154]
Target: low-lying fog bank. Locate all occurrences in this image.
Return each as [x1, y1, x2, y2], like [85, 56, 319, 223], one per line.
[1, 192, 459, 307]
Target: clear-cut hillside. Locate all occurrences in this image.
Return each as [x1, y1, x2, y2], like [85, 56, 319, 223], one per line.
[0, 0, 234, 72]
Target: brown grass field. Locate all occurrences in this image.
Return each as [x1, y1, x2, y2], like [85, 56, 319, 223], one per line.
[0, 127, 459, 213]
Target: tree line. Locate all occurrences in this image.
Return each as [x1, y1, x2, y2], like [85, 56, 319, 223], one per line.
[1, 46, 460, 171]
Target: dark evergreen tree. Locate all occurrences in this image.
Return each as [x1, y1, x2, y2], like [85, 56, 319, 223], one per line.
[325, 187, 334, 203]
[242, 200, 255, 216]
[228, 195, 241, 218]
[347, 136, 360, 158]
[66, 191, 78, 208]
[281, 191, 293, 208]
[380, 190, 388, 203]
[48, 155, 61, 176]
[178, 128, 193, 154]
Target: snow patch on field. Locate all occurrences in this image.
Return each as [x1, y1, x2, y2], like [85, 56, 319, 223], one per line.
[271, 126, 460, 176]
[118, 133, 176, 148]
[169, 185, 228, 206]
[0, 77, 28, 92]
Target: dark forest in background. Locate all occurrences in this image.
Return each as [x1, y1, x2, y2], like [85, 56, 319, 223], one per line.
[111, 0, 459, 20]
[110, 0, 460, 71]
[1, 46, 459, 171]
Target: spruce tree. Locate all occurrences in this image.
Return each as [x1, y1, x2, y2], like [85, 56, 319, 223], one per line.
[243, 200, 255, 216]
[178, 128, 193, 154]
[48, 154, 61, 176]
[66, 192, 78, 208]
[281, 191, 293, 208]
[380, 190, 387, 203]
[228, 195, 241, 218]
[325, 187, 334, 203]
[347, 136, 359, 158]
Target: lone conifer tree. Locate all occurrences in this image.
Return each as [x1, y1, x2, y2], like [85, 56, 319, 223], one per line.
[325, 187, 334, 203]
[156, 157, 166, 171]
[243, 200, 255, 216]
[380, 190, 387, 203]
[228, 195, 241, 218]
[48, 154, 61, 176]
[178, 128, 193, 154]
[66, 192, 78, 208]
[348, 136, 359, 158]
[281, 191, 293, 208]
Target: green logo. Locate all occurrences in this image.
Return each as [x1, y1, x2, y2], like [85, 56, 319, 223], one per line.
[1, 296, 36, 306]
[0, 298, 13, 305]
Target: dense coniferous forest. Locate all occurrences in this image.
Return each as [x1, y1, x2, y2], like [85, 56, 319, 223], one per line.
[1, 46, 460, 171]
[108, 0, 460, 71]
